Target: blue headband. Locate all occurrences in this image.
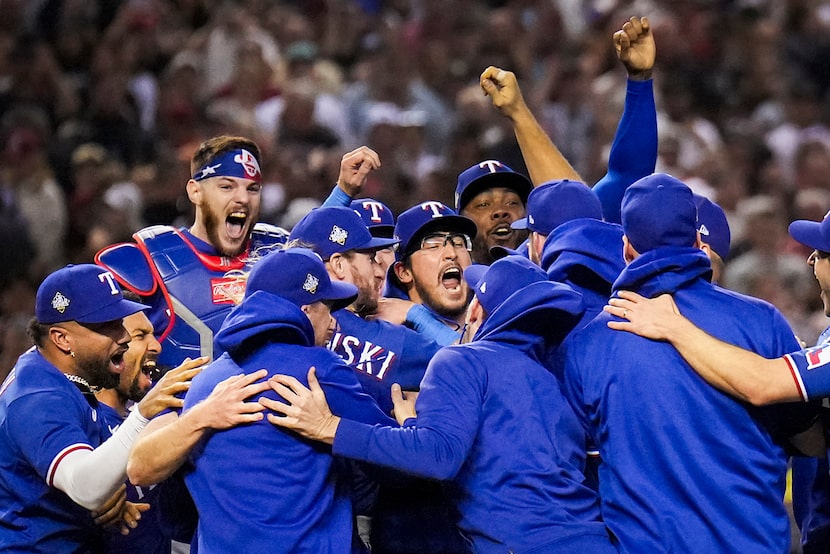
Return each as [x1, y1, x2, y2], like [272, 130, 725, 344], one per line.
[192, 148, 262, 182]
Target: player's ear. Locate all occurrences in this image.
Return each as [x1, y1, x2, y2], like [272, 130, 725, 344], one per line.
[186, 179, 201, 205]
[393, 260, 413, 285]
[622, 235, 639, 263]
[48, 325, 73, 355]
[326, 253, 348, 281]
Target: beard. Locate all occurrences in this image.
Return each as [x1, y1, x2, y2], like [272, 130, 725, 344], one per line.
[349, 267, 379, 318]
[78, 352, 120, 390]
[412, 279, 467, 320]
[202, 203, 249, 257]
[124, 372, 149, 402]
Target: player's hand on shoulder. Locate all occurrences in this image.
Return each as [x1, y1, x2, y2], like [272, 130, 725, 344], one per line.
[136, 356, 209, 419]
[194, 368, 269, 429]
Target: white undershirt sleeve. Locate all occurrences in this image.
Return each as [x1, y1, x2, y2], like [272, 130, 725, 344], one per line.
[50, 409, 149, 510]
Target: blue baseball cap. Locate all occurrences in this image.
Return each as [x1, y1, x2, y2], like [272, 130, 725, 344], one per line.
[350, 198, 395, 238]
[395, 201, 477, 259]
[621, 173, 698, 254]
[245, 248, 358, 311]
[289, 206, 399, 259]
[693, 194, 731, 260]
[463, 255, 548, 315]
[455, 160, 532, 212]
[789, 209, 830, 252]
[36, 264, 149, 324]
[511, 180, 602, 235]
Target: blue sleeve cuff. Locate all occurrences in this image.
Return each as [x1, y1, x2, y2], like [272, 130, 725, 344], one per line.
[333, 418, 374, 461]
[322, 185, 353, 208]
[406, 304, 460, 346]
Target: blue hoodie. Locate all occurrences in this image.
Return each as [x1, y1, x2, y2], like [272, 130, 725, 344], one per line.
[542, 218, 625, 331]
[333, 281, 619, 553]
[183, 290, 394, 554]
[562, 247, 818, 553]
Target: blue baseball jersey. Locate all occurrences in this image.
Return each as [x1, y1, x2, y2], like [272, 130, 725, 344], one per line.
[562, 248, 816, 553]
[329, 309, 440, 414]
[0, 348, 107, 551]
[98, 403, 172, 554]
[184, 290, 394, 553]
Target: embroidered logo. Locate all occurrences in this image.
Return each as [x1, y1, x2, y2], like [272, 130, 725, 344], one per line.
[528, 214, 535, 225]
[52, 292, 70, 314]
[303, 273, 319, 294]
[699, 224, 710, 236]
[479, 281, 487, 294]
[329, 225, 348, 245]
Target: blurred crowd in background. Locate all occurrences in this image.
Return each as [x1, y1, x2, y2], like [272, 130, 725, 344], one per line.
[3, 0, 830, 375]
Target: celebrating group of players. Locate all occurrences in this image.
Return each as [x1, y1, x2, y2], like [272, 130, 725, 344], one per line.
[5, 15, 830, 554]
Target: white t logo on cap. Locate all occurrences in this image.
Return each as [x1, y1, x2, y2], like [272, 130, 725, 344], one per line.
[98, 271, 120, 295]
[420, 201, 445, 218]
[479, 160, 504, 173]
[362, 201, 385, 223]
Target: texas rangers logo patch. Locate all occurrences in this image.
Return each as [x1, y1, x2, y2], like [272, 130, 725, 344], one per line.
[52, 292, 70, 313]
[303, 274, 319, 294]
[806, 345, 830, 370]
[233, 149, 261, 178]
[329, 225, 348, 245]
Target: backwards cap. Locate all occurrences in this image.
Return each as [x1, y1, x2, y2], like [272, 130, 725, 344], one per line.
[36, 264, 148, 324]
[693, 194, 731, 260]
[394, 201, 477, 259]
[621, 173, 698, 254]
[245, 248, 357, 311]
[511, 179, 602, 235]
[289, 206, 399, 259]
[455, 160, 532, 212]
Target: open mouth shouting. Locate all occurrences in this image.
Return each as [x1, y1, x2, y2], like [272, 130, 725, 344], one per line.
[489, 223, 517, 244]
[110, 348, 127, 374]
[441, 266, 464, 293]
[226, 211, 249, 241]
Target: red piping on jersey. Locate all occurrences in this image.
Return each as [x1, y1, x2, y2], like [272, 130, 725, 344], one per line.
[48, 444, 94, 486]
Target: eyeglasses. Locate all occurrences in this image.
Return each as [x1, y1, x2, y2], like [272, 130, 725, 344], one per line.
[418, 232, 472, 252]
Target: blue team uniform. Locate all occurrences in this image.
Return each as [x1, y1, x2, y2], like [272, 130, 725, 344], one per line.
[183, 290, 395, 554]
[330, 309, 441, 415]
[332, 280, 619, 553]
[562, 247, 818, 553]
[98, 403, 177, 554]
[96, 224, 287, 369]
[593, 79, 658, 224]
[0, 348, 107, 552]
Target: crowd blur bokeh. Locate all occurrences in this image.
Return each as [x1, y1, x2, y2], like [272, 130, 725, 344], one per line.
[3, 0, 830, 377]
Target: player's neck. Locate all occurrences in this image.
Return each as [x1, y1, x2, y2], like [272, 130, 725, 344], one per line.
[95, 388, 128, 417]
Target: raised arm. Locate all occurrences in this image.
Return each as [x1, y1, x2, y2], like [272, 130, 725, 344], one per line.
[480, 66, 581, 185]
[604, 291, 802, 405]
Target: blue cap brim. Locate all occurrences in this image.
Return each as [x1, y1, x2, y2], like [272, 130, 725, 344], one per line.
[511, 217, 529, 230]
[78, 299, 149, 324]
[325, 281, 359, 312]
[789, 220, 830, 252]
[363, 236, 401, 250]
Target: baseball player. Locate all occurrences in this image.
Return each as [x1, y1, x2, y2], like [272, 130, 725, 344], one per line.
[262, 255, 624, 553]
[95, 135, 288, 370]
[561, 174, 819, 552]
[0, 264, 187, 551]
[182, 248, 394, 553]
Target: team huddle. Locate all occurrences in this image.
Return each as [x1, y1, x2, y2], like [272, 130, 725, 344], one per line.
[4, 15, 830, 554]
